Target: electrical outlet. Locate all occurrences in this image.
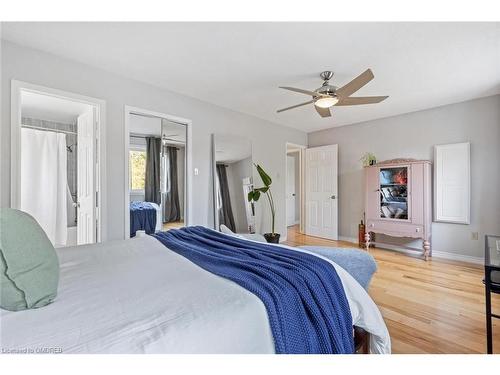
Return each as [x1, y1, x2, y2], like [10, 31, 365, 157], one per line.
[471, 232, 478, 240]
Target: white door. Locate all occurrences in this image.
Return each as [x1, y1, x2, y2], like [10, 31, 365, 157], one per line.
[286, 155, 296, 226]
[305, 144, 338, 240]
[77, 108, 96, 245]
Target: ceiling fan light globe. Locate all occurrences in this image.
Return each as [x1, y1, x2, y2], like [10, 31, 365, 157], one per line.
[315, 96, 339, 108]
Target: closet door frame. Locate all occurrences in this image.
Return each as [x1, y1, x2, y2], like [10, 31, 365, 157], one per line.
[123, 105, 192, 239]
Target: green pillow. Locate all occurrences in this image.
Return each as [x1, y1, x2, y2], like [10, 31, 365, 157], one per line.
[0, 208, 59, 311]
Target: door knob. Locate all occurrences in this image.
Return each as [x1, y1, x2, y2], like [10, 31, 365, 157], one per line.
[330, 195, 336, 199]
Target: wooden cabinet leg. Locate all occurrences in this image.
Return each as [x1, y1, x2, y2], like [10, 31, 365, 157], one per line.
[365, 231, 371, 251]
[423, 240, 431, 261]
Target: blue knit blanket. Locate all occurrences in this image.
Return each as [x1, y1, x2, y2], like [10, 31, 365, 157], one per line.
[153, 226, 354, 354]
[130, 201, 157, 237]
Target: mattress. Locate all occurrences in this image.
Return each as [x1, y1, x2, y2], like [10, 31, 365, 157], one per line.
[0, 234, 390, 354]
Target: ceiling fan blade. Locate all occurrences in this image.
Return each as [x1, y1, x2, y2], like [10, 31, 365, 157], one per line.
[315, 105, 331, 118]
[336, 96, 388, 106]
[279, 86, 319, 97]
[336, 69, 374, 98]
[277, 100, 314, 113]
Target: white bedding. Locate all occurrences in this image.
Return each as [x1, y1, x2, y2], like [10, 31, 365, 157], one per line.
[0, 234, 390, 354]
[150, 202, 162, 232]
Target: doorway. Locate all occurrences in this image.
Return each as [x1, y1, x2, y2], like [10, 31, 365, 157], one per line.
[285, 143, 306, 236]
[124, 106, 192, 239]
[304, 144, 339, 240]
[286, 152, 299, 227]
[285, 142, 339, 241]
[10, 81, 106, 247]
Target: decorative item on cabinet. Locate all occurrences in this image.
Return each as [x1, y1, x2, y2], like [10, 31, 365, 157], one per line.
[360, 152, 377, 167]
[358, 219, 366, 248]
[364, 159, 432, 260]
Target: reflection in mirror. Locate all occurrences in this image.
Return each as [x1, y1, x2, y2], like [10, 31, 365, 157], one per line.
[128, 113, 187, 238]
[212, 134, 255, 234]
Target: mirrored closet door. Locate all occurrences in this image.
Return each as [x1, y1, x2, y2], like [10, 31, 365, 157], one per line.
[127, 111, 187, 237]
[212, 134, 255, 234]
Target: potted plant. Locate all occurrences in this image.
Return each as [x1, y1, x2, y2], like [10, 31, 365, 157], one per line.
[247, 164, 279, 243]
[360, 152, 377, 167]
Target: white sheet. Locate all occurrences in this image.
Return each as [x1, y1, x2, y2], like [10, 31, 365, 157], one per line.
[0, 234, 390, 354]
[150, 202, 162, 232]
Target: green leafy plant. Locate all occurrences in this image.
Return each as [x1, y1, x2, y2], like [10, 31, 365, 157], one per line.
[360, 152, 377, 167]
[247, 164, 276, 235]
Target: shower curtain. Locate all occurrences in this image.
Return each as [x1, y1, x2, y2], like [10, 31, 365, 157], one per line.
[20, 128, 68, 246]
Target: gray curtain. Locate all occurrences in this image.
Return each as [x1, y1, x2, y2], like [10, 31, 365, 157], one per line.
[216, 164, 236, 232]
[162, 146, 181, 223]
[145, 137, 161, 204]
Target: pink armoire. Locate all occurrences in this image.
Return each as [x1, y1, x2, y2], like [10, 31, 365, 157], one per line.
[364, 159, 432, 260]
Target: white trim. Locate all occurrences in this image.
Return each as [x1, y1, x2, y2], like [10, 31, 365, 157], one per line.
[10, 80, 107, 243]
[374, 241, 483, 264]
[130, 190, 145, 195]
[339, 235, 482, 264]
[124, 105, 192, 239]
[339, 236, 358, 244]
[431, 250, 483, 264]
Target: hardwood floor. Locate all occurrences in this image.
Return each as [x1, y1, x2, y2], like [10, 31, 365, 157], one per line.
[163, 220, 184, 230]
[284, 225, 500, 354]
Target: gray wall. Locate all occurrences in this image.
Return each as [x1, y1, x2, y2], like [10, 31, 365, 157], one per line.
[1, 40, 307, 240]
[308, 95, 500, 258]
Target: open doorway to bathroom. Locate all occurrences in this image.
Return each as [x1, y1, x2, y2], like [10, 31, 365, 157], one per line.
[11, 81, 105, 247]
[124, 106, 191, 239]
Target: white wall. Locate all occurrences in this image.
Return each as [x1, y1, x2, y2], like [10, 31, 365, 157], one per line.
[308, 95, 500, 258]
[1, 41, 307, 240]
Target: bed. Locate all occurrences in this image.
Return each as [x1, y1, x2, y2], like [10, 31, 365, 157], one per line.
[0, 228, 390, 354]
[129, 201, 162, 236]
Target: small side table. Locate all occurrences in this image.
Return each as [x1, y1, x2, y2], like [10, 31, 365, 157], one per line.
[484, 234, 500, 354]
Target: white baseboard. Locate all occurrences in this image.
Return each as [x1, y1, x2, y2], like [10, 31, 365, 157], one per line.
[373, 242, 483, 264]
[431, 250, 483, 264]
[339, 236, 482, 264]
[339, 236, 358, 244]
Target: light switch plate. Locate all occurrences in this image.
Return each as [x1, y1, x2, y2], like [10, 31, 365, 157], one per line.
[471, 232, 478, 240]
[194, 168, 199, 176]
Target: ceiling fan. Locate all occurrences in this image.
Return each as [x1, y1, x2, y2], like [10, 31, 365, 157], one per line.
[277, 69, 388, 118]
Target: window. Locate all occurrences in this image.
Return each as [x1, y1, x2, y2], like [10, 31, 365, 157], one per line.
[129, 149, 147, 192]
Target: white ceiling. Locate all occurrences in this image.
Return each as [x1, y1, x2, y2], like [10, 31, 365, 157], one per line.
[21, 90, 92, 123]
[5, 22, 500, 132]
[215, 134, 252, 163]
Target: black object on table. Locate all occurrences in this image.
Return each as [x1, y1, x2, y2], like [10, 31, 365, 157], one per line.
[484, 234, 500, 354]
